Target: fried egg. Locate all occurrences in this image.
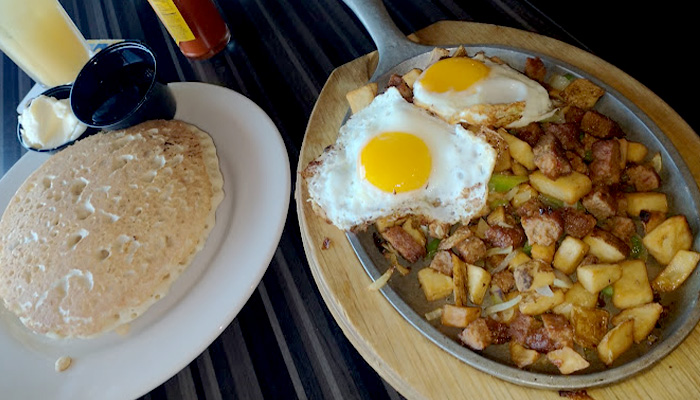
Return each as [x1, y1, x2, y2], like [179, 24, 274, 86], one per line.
[304, 87, 496, 231]
[413, 53, 556, 128]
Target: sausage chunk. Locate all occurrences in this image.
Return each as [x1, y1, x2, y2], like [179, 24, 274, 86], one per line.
[492, 270, 516, 294]
[580, 110, 624, 138]
[521, 210, 564, 246]
[564, 105, 586, 125]
[582, 187, 617, 220]
[381, 226, 425, 263]
[429, 250, 454, 276]
[602, 216, 637, 243]
[541, 314, 574, 350]
[625, 164, 661, 191]
[453, 236, 487, 264]
[485, 225, 526, 248]
[524, 57, 546, 82]
[512, 122, 543, 147]
[533, 133, 572, 180]
[508, 313, 556, 353]
[542, 122, 581, 152]
[589, 139, 622, 185]
[387, 74, 413, 102]
[566, 151, 588, 175]
[561, 208, 596, 238]
[459, 318, 493, 350]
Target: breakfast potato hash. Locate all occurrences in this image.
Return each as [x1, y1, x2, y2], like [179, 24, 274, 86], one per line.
[356, 47, 699, 374]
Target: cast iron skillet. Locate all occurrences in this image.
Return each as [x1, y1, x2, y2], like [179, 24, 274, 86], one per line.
[341, 0, 700, 390]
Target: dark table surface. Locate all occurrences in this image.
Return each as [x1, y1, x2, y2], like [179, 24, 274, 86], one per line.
[1, 1, 698, 399]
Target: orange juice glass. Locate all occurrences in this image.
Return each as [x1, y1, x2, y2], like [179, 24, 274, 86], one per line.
[0, 0, 92, 87]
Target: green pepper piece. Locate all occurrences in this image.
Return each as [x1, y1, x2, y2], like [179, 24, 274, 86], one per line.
[426, 238, 441, 259]
[538, 193, 564, 209]
[630, 235, 647, 260]
[522, 242, 532, 256]
[488, 174, 529, 193]
[601, 285, 614, 297]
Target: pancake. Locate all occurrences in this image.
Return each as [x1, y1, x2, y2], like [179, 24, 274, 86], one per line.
[0, 119, 224, 338]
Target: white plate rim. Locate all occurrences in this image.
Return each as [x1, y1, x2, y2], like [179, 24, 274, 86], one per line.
[0, 81, 291, 400]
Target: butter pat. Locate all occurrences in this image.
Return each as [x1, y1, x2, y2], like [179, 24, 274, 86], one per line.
[19, 95, 87, 150]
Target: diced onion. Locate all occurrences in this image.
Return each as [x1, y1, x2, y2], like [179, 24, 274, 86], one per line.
[553, 270, 573, 289]
[535, 285, 555, 297]
[549, 74, 573, 91]
[367, 267, 394, 291]
[424, 307, 443, 321]
[492, 248, 519, 274]
[485, 246, 513, 257]
[504, 185, 520, 201]
[484, 294, 522, 315]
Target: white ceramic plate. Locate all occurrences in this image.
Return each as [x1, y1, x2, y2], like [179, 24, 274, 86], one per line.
[0, 82, 291, 399]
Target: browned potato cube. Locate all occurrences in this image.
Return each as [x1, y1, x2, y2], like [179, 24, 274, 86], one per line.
[643, 215, 693, 265]
[583, 229, 629, 263]
[510, 341, 540, 368]
[547, 346, 590, 374]
[519, 289, 564, 315]
[508, 250, 531, 269]
[571, 306, 610, 348]
[613, 260, 653, 309]
[499, 131, 536, 170]
[418, 268, 454, 301]
[560, 78, 605, 109]
[565, 282, 598, 309]
[552, 236, 589, 274]
[626, 192, 668, 217]
[597, 319, 634, 365]
[626, 141, 648, 163]
[577, 263, 622, 294]
[452, 255, 468, 306]
[529, 171, 593, 204]
[652, 250, 700, 292]
[531, 243, 555, 264]
[611, 303, 663, 343]
[401, 68, 422, 89]
[467, 264, 491, 305]
[441, 305, 481, 328]
[346, 82, 378, 114]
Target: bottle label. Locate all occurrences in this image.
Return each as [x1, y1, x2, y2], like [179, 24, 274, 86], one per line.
[147, 0, 195, 44]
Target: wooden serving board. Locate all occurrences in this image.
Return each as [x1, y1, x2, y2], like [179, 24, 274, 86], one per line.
[295, 21, 700, 399]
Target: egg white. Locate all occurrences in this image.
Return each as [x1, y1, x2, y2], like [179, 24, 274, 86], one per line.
[305, 88, 496, 231]
[413, 53, 556, 128]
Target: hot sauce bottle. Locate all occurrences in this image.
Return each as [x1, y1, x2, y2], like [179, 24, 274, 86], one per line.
[147, 0, 231, 60]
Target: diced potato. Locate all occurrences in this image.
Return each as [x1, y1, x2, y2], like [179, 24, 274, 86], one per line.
[553, 236, 590, 274]
[571, 306, 610, 348]
[597, 319, 634, 365]
[626, 192, 668, 217]
[346, 82, 378, 114]
[499, 131, 536, 170]
[552, 302, 574, 320]
[611, 303, 663, 343]
[401, 68, 422, 89]
[649, 152, 662, 174]
[652, 250, 700, 292]
[529, 171, 592, 204]
[547, 346, 590, 375]
[487, 206, 509, 227]
[577, 263, 622, 294]
[583, 230, 628, 263]
[560, 78, 605, 109]
[519, 289, 564, 315]
[402, 217, 426, 247]
[618, 138, 628, 169]
[510, 183, 538, 208]
[441, 304, 481, 328]
[418, 268, 454, 301]
[426, 47, 450, 66]
[531, 243, 555, 264]
[512, 162, 529, 177]
[510, 342, 540, 369]
[626, 141, 648, 163]
[467, 264, 491, 305]
[643, 215, 693, 265]
[613, 260, 653, 309]
[508, 250, 531, 269]
[565, 282, 598, 309]
[375, 215, 403, 233]
[513, 260, 555, 292]
[452, 255, 468, 306]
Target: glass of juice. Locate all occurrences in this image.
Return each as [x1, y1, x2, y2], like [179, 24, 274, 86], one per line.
[0, 0, 92, 88]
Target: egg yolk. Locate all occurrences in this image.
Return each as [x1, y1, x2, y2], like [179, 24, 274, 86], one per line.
[360, 132, 432, 193]
[419, 57, 491, 93]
